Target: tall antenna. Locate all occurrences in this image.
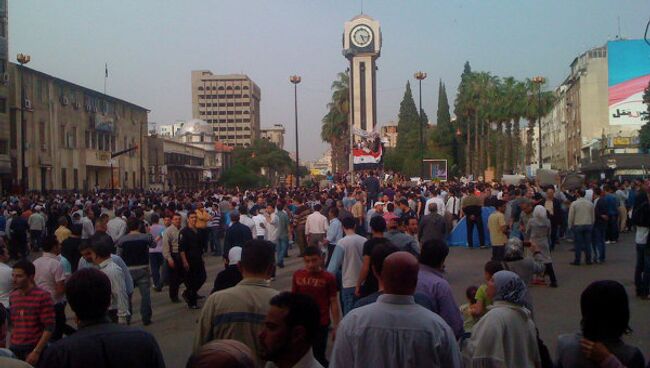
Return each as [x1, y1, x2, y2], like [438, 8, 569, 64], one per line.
[617, 16, 621, 39]
[360, 0, 363, 14]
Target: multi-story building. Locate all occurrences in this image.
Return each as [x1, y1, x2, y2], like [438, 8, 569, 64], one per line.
[380, 122, 397, 148]
[0, 0, 9, 192]
[191, 71, 261, 147]
[174, 119, 232, 181]
[9, 64, 148, 191]
[541, 41, 650, 179]
[147, 135, 206, 191]
[260, 123, 285, 149]
[540, 85, 568, 170]
[155, 121, 185, 138]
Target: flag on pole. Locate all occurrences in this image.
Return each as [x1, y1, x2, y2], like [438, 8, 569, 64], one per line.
[105, 63, 108, 78]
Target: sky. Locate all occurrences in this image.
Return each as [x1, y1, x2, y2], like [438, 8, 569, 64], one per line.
[10, 0, 650, 160]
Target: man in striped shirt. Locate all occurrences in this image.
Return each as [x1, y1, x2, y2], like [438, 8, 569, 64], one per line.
[9, 259, 55, 365]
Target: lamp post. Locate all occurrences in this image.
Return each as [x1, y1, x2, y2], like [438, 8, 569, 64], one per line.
[532, 76, 545, 169]
[290, 75, 301, 188]
[414, 71, 427, 179]
[17, 53, 31, 193]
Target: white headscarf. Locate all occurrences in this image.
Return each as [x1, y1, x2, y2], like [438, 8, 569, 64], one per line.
[533, 205, 547, 221]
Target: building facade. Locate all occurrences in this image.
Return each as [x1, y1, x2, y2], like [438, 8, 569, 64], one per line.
[191, 71, 261, 147]
[260, 123, 285, 149]
[174, 119, 232, 181]
[380, 122, 397, 148]
[0, 0, 9, 192]
[147, 136, 205, 190]
[540, 42, 649, 178]
[9, 64, 148, 192]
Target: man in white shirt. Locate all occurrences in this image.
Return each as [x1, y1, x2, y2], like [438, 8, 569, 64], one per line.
[330, 252, 461, 368]
[106, 208, 127, 243]
[424, 191, 445, 217]
[252, 208, 267, 240]
[0, 241, 11, 309]
[80, 209, 96, 240]
[264, 204, 279, 245]
[305, 204, 329, 248]
[238, 206, 256, 234]
[444, 191, 461, 228]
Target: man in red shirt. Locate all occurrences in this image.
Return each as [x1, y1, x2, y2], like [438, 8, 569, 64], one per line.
[291, 246, 341, 367]
[10, 259, 55, 366]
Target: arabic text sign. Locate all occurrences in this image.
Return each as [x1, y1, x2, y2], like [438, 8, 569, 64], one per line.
[608, 40, 650, 126]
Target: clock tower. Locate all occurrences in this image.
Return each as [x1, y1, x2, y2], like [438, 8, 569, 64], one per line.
[343, 14, 381, 136]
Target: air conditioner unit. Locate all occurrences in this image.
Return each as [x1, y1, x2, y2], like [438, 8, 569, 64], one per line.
[72, 101, 80, 110]
[92, 105, 98, 113]
[60, 96, 69, 106]
[85, 103, 92, 112]
[0, 73, 8, 84]
[24, 99, 32, 110]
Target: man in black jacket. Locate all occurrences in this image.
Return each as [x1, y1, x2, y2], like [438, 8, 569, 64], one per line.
[179, 211, 206, 309]
[592, 188, 609, 264]
[41, 268, 165, 368]
[223, 211, 253, 257]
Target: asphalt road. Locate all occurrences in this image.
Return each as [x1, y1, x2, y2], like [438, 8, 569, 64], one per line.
[125, 232, 649, 368]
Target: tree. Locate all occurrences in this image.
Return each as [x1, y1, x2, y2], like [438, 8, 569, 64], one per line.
[321, 72, 350, 174]
[640, 80, 650, 151]
[222, 139, 294, 188]
[392, 81, 423, 175]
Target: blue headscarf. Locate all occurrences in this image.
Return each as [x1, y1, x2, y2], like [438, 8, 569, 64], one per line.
[493, 270, 528, 306]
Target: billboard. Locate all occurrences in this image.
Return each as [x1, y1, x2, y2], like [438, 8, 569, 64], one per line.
[608, 40, 650, 126]
[424, 159, 448, 181]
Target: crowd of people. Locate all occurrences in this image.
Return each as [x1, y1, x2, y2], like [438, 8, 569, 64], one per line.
[0, 169, 647, 367]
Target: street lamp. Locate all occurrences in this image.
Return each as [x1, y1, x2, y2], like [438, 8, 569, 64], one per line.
[532, 76, 545, 169]
[290, 75, 301, 188]
[17, 53, 31, 193]
[414, 71, 427, 179]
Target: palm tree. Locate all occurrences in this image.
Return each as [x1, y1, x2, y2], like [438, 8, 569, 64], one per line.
[321, 72, 350, 173]
[523, 78, 556, 167]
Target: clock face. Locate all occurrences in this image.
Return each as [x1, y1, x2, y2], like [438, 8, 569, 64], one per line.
[351, 25, 373, 48]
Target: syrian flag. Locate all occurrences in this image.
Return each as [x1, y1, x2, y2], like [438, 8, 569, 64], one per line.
[353, 144, 383, 169]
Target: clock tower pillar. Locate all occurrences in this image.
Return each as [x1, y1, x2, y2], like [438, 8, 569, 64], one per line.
[343, 14, 381, 136]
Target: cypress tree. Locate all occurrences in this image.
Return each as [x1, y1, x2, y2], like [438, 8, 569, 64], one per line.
[396, 81, 421, 153]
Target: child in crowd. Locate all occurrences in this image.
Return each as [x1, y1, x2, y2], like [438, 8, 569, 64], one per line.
[459, 285, 479, 337]
[470, 260, 504, 319]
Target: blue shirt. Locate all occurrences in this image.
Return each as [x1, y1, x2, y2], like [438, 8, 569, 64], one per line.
[326, 218, 343, 245]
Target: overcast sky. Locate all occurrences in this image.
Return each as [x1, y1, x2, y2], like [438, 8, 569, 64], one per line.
[10, 0, 650, 160]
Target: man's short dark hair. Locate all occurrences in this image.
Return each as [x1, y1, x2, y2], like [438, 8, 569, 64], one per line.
[328, 206, 339, 218]
[270, 292, 320, 344]
[303, 246, 321, 257]
[399, 198, 409, 207]
[370, 241, 399, 276]
[13, 259, 35, 276]
[90, 234, 114, 258]
[126, 217, 140, 232]
[369, 216, 387, 233]
[484, 260, 504, 276]
[240, 240, 275, 274]
[313, 204, 322, 212]
[419, 239, 449, 268]
[66, 268, 111, 321]
[41, 235, 59, 253]
[341, 216, 356, 230]
[150, 213, 160, 224]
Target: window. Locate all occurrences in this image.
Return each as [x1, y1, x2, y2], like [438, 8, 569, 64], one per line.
[39, 121, 46, 151]
[0, 140, 7, 154]
[73, 169, 78, 190]
[0, 20, 5, 38]
[61, 168, 67, 189]
[60, 126, 66, 147]
[71, 127, 77, 148]
[85, 131, 90, 148]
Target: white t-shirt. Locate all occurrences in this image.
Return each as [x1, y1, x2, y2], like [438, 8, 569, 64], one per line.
[337, 234, 367, 288]
[636, 226, 649, 245]
[253, 214, 266, 237]
[424, 197, 445, 217]
[0, 262, 13, 308]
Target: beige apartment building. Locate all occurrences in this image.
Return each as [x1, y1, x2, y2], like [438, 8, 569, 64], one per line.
[260, 123, 285, 149]
[9, 64, 148, 191]
[191, 71, 261, 147]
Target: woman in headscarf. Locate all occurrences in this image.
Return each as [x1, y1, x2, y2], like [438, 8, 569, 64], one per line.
[526, 205, 557, 287]
[463, 271, 541, 368]
[556, 280, 645, 368]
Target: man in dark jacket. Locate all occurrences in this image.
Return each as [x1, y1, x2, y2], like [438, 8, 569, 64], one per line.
[223, 211, 252, 257]
[418, 203, 448, 244]
[179, 212, 206, 309]
[542, 186, 563, 251]
[41, 268, 165, 368]
[592, 188, 609, 264]
[212, 246, 243, 293]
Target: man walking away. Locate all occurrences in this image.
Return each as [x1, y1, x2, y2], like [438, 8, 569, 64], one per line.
[487, 200, 508, 261]
[162, 213, 183, 303]
[568, 189, 594, 266]
[461, 188, 485, 248]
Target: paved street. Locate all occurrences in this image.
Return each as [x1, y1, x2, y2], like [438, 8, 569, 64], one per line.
[126, 232, 650, 367]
